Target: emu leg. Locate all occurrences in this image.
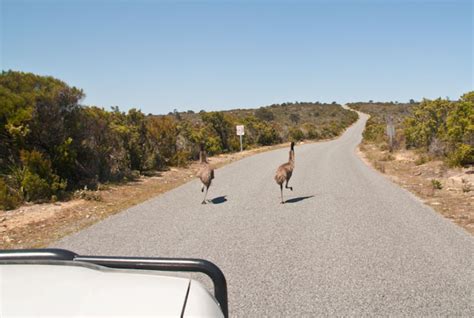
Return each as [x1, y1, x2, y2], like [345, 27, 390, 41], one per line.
[280, 183, 284, 204]
[285, 180, 293, 191]
[202, 186, 209, 204]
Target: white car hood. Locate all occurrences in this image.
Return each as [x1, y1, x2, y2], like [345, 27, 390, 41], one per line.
[1, 263, 190, 317]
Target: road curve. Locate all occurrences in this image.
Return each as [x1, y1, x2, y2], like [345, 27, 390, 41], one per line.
[55, 112, 473, 317]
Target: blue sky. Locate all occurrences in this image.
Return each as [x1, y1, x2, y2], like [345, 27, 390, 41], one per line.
[1, 0, 472, 114]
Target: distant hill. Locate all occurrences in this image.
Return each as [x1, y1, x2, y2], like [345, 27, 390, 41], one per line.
[348, 102, 414, 124]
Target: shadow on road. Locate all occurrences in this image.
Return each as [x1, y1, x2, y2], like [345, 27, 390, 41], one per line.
[285, 195, 314, 204]
[210, 196, 227, 204]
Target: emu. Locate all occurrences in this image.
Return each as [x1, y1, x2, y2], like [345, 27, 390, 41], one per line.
[197, 144, 214, 204]
[274, 142, 295, 204]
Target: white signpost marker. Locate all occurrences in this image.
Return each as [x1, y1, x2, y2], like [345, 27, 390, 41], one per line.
[386, 116, 395, 152]
[236, 125, 245, 152]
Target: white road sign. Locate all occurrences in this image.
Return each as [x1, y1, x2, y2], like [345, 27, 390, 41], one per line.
[236, 125, 245, 136]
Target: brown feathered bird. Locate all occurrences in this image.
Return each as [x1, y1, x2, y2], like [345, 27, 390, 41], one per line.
[274, 142, 295, 204]
[197, 144, 215, 204]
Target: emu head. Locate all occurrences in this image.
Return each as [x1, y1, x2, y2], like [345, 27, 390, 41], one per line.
[290, 142, 295, 151]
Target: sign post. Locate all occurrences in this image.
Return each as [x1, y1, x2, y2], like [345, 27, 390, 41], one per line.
[386, 116, 395, 152]
[236, 125, 245, 152]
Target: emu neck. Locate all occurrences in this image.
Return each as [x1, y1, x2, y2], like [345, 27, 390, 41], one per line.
[288, 150, 295, 167]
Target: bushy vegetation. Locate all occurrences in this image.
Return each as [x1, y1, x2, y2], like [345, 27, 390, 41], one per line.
[404, 93, 474, 166]
[349, 102, 414, 144]
[177, 101, 358, 151]
[0, 71, 357, 209]
[349, 93, 474, 167]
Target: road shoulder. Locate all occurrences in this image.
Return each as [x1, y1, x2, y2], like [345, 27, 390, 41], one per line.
[356, 143, 474, 235]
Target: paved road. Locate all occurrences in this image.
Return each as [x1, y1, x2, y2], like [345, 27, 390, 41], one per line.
[55, 111, 473, 316]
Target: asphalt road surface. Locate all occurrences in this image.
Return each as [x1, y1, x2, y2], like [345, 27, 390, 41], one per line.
[55, 111, 473, 317]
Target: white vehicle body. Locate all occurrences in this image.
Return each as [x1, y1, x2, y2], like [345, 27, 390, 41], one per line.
[0, 249, 227, 318]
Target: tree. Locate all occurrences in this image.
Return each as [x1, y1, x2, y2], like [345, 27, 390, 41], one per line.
[147, 116, 179, 169]
[404, 98, 452, 149]
[0, 70, 84, 182]
[404, 93, 473, 166]
[200, 112, 234, 152]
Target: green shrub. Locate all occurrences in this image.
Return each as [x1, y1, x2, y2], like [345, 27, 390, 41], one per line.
[303, 123, 320, 140]
[403, 94, 473, 167]
[201, 111, 234, 152]
[289, 127, 304, 141]
[20, 150, 53, 179]
[228, 135, 242, 152]
[256, 124, 280, 146]
[431, 179, 443, 190]
[18, 150, 67, 202]
[21, 171, 52, 202]
[255, 107, 274, 121]
[448, 144, 474, 167]
[363, 118, 385, 143]
[307, 129, 320, 140]
[171, 151, 191, 167]
[320, 126, 337, 139]
[124, 170, 141, 181]
[0, 178, 21, 210]
[205, 136, 223, 155]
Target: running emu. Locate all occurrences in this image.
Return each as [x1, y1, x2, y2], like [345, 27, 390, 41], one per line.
[197, 144, 214, 204]
[274, 142, 295, 204]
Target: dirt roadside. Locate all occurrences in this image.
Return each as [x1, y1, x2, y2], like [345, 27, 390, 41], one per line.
[357, 143, 474, 235]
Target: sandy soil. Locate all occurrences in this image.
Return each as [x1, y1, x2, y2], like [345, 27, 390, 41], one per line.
[357, 143, 474, 235]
